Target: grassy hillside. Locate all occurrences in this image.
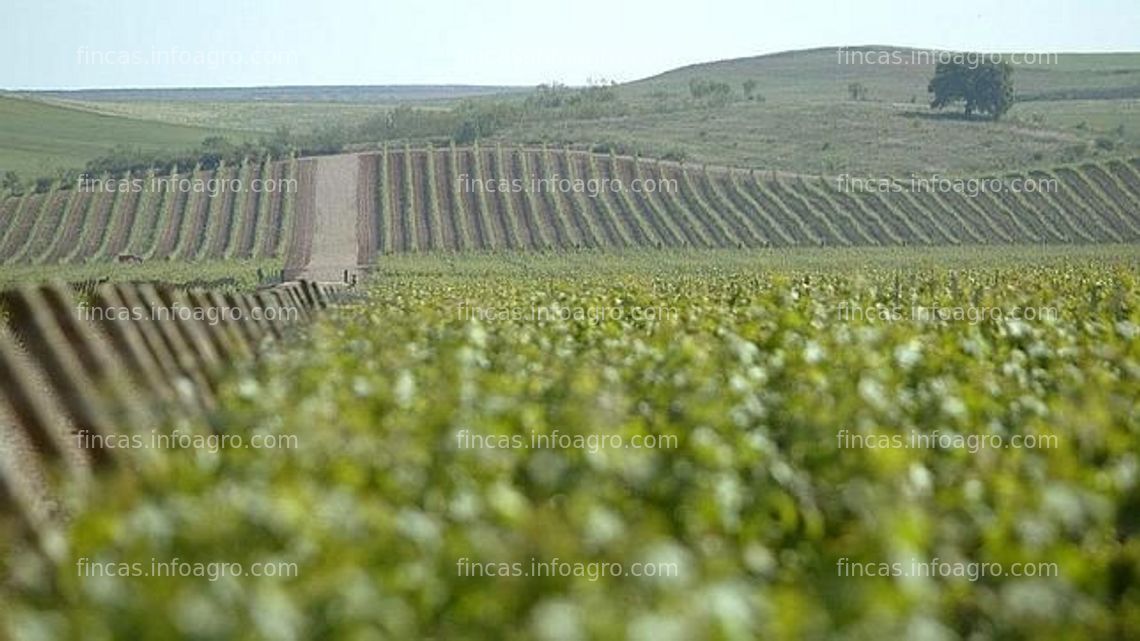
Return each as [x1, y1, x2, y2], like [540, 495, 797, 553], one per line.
[501, 48, 1140, 174]
[621, 46, 1140, 104]
[501, 101, 1097, 175]
[8, 47, 1140, 178]
[0, 95, 241, 178]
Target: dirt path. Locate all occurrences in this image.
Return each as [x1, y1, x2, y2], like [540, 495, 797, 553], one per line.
[299, 154, 360, 282]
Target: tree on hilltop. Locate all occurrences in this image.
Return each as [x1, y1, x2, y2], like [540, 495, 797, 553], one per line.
[928, 60, 1014, 120]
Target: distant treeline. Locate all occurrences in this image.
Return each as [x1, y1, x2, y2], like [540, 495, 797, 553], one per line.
[79, 84, 631, 181]
[3, 79, 744, 193]
[84, 134, 295, 177]
[3, 98, 526, 192]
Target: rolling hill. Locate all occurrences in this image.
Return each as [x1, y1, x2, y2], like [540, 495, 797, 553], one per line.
[622, 46, 1140, 104]
[502, 47, 1140, 174]
[7, 47, 1140, 178]
[0, 94, 240, 178]
[3, 46, 1140, 265]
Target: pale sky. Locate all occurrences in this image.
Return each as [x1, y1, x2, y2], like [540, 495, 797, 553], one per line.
[2, 0, 1138, 89]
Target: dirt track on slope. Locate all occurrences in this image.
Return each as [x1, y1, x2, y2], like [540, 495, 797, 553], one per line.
[297, 154, 361, 282]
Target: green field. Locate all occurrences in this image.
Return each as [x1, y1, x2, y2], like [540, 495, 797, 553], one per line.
[4, 247, 1138, 639]
[30, 98, 435, 135]
[0, 95, 241, 178]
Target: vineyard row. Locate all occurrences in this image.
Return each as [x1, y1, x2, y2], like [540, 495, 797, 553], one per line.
[3, 150, 1140, 266]
[355, 146, 1140, 257]
[0, 156, 298, 266]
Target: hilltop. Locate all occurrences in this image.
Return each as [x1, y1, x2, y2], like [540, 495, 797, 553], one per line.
[3, 46, 1140, 180]
[501, 46, 1140, 175]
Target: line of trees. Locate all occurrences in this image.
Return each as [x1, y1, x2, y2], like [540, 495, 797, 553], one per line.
[524, 80, 626, 119]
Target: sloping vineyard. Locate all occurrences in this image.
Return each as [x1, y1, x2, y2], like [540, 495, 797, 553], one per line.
[0, 158, 299, 266]
[3, 150, 1140, 268]
[350, 148, 1140, 259]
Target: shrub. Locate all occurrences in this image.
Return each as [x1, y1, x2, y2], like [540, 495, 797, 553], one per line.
[1, 170, 22, 195]
[688, 78, 732, 106]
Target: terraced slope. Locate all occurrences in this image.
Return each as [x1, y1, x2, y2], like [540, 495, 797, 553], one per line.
[3, 150, 1140, 268]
